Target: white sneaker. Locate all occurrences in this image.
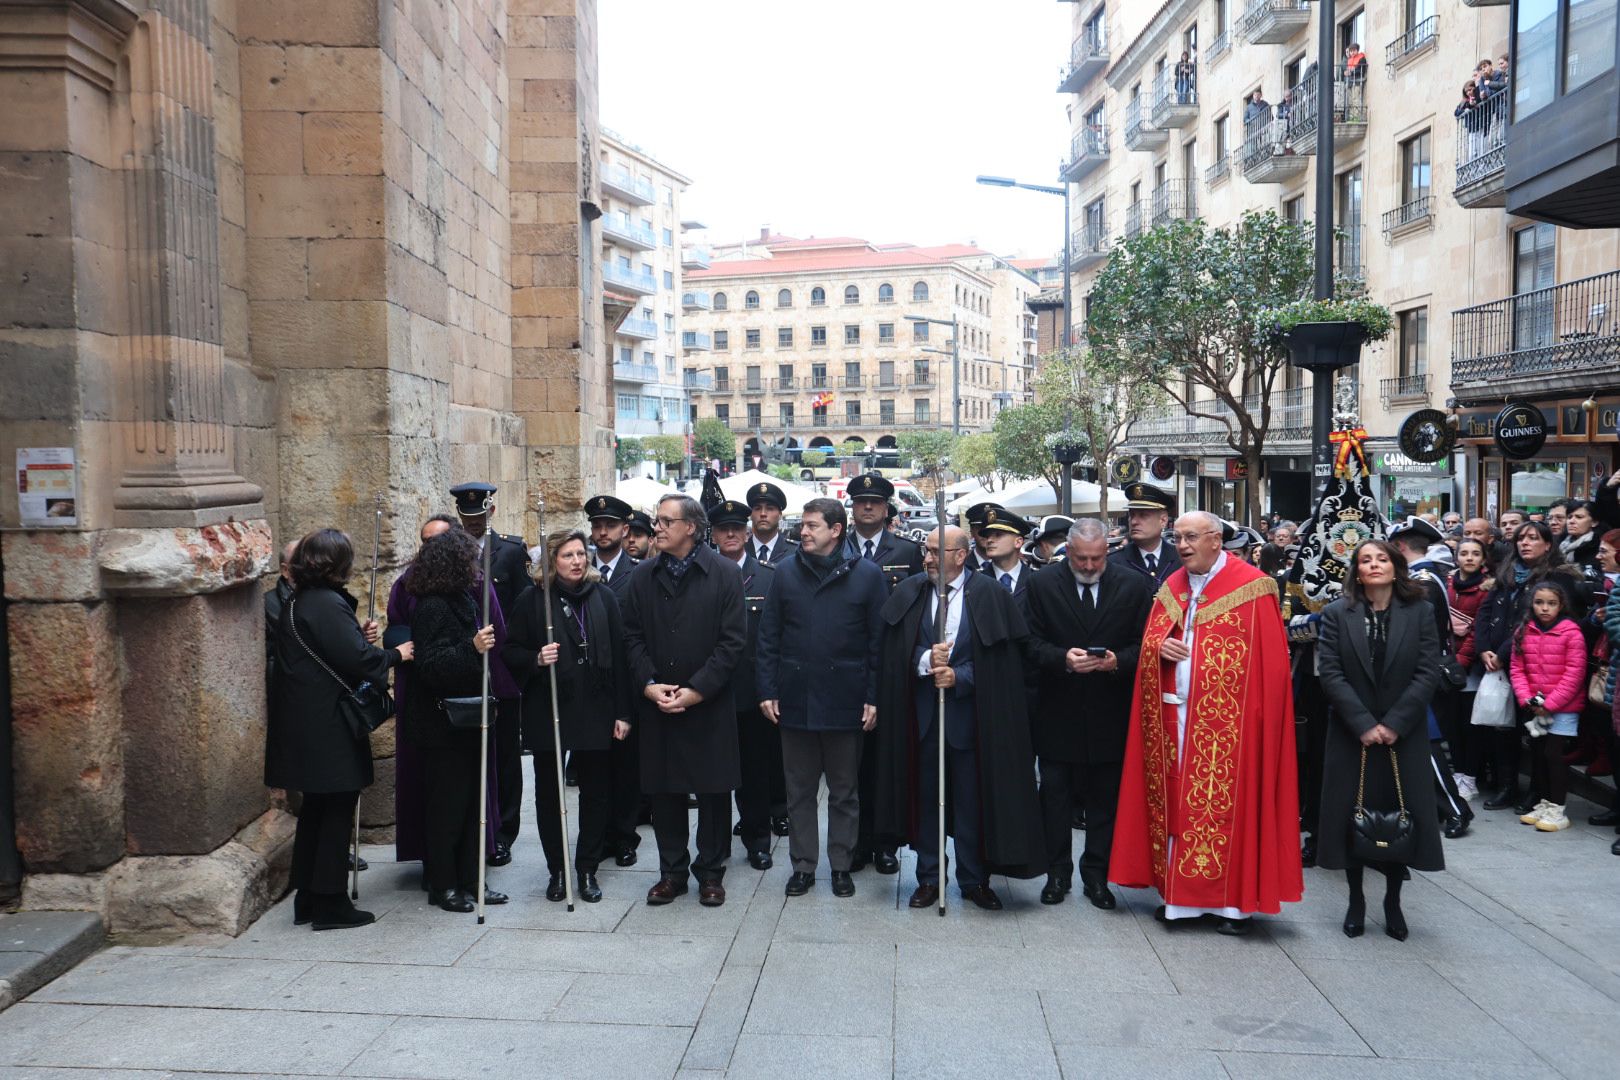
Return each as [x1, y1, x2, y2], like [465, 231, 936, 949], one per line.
[1535, 804, 1571, 831]
[1519, 800, 1552, 825]
[1455, 774, 1478, 801]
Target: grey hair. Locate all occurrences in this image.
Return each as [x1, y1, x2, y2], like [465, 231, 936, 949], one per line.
[658, 493, 707, 533]
[1178, 509, 1223, 533]
[1067, 518, 1108, 544]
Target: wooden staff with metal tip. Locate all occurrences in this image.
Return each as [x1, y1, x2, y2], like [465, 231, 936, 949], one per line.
[352, 492, 383, 901]
[476, 494, 494, 925]
[537, 495, 577, 911]
[934, 476, 948, 917]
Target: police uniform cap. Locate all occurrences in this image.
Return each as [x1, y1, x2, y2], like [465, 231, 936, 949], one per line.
[964, 502, 1006, 528]
[450, 481, 497, 516]
[982, 507, 1034, 536]
[1123, 482, 1176, 513]
[747, 482, 788, 511]
[710, 500, 751, 527]
[585, 494, 633, 522]
[1389, 516, 1445, 548]
[626, 509, 654, 535]
[849, 472, 895, 501]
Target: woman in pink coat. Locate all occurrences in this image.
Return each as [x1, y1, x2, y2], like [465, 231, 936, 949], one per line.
[1510, 581, 1589, 831]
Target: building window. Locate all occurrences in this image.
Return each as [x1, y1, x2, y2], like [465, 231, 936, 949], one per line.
[878, 322, 894, 344]
[777, 288, 792, 308]
[844, 285, 860, 304]
[844, 324, 861, 345]
[913, 399, 930, 423]
[1566, 0, 1617, 93]
[665, 354, 676, 374]
[878, 283, 895, 304]
[846, 400, 862, 424]
[746, 328, 761, 350]
[779, 363, 794, 384]
[778, 326, 793, 348]
[1283, 195, 1304, 223]
[745, 290, 760, 309]
[716, 404, 730, 424]
[664, 313, 675, 331]
[1398, 307, 1428, 376]
[745, 365, 762, 390]
[1512, 222, 1557, 349]
[714, 330, 729, 350]
[662, 227, 674, 245]
[1400, 130, 1431, 203]
[811, 286, 826, 306]
[747, 402, 761, 427]
[714, 291, 728, 311]
[1516, 0, 1557, 116]
[913, 321, 930, 342]
[643, 350, 654, 365]
[810, 363, 828, 388]
[779, 402, 794, 426]
[811, 325, 827, 347]
[616, 392, 637, 418]
[913, 358, 930, 382]
[912, 281, 929, 302]
[715, 366, 730, 389]
[845, 361, 862, 384]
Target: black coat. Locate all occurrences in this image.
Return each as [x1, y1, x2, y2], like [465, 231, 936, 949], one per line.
[978, 558, 1035, 607]
[870, 571, 1046, 877]
[502, 581, 632, 753]
[1023, 562, 1154, 763]
[486, 531, 531, 617]
[757, 553, 886, 731]
[844, 528, 925, 592]
[621, 545, 747, 793]
[265, 585, 397, 793]
[730, 554, 776, 713]
[1108, 542, 1181, 585]
[401, 591, 488, 750]
[1315, 596, 1445, 872]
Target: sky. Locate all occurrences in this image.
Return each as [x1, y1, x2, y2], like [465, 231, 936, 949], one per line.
[599, 0, 1075, 260]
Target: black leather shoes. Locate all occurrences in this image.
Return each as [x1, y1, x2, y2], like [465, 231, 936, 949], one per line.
[646, 877, 687, 905]
[578, 872, 602, 903]
[545, 872, 566, 902]
[615, 848, 638, 867]
[1512, 793, 1540, 816]
[771, 816, 790, 837]
[1343, 895, 1366, 938]
[487, 842, 512, 867]
[311, 897, 375, 931]
[831, 871, 855, 897]
[1300, 834, 1317, 868]
[482, 888, 509, 906]
[1611, 835, 1620, 856]
[431, 888, 475, 913]
[1590, 808, 1620, 827]
[1039, 876, 1066, 905]
[346, 852, 368, 872]
[1213, 917, 1252, 936]
[699, 881, 726, 907]
[785, 871, 814, 897]
[1443, 813, 1472, 839]
[1081, 880, 1116, 910]
[963, 884, 1004, 911]
[873, 850, 900, 875]
[748, 850, 773, 871]
[1482, 787, 1521, 811]
[1071, 809, 1086, 830]
[908, 883, 940, 909]
[1384, 897, 1409, 941]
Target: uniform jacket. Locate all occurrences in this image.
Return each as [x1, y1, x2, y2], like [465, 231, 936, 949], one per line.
[621, 545, 747, 794]
[1510, 616, 1589, 714]
[749, 534, 798, 566]
[591, 548, 638, 594]
[756, 552, 886, 731]
[843, 527, 924, 593]
[502, 580, 632, 753]
[1022, 561, 1154, 763]
[485, 530, 531, 616]
[1109, 542, 1181, 585]
[978, 558, 1035, 607]
[729, 554, 776, 714]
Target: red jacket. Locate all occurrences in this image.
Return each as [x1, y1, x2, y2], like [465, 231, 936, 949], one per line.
[1447, 574, 1492, 670]
[1510, 616, 1588, 714]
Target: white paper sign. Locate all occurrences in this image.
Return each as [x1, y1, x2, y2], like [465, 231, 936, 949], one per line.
[16, 447, 78, 526]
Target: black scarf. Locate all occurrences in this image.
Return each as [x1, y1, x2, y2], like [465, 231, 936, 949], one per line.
[659, 547, 700, 582]
[557, 579, 613, 677]
[799, 547, 841, 582]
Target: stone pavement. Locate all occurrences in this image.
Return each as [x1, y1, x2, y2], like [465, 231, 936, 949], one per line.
[4, 762, 1620, 1079]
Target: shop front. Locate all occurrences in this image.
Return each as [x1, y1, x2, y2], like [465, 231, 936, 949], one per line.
[1370, 446, 1456, 520]
[1456, 396, 1619, 519]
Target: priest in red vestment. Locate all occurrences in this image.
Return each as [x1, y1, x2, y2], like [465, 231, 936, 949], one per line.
[1110, 511, 1303, 934]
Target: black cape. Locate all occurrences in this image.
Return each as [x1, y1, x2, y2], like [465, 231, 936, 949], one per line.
[870, 571, 1046, 878]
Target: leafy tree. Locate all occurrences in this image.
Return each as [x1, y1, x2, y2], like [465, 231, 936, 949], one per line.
[897, 430, 956, 474]
[801, 449, 828, 468]
[641, 435, 686, 469]
[691, 418, 735, 465]
[1086, 210, 1315, 527]
[1033, 348, 1158, 519]
[951, 433, 1001, 491]
[766, 463, 797, 481]
[614, 436, 644, 473]
[837, 439, 866, 459]
[991, 401, 1072, 504]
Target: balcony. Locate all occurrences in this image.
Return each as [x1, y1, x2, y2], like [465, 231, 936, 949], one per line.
[1284, 77, 1368, 155]
[1238, 0, 1309, 45]
[1150, 180, 1197, 226]
[1057, 26, 1109, 93]
[681, 290, 712, 311]
[602, 212, 656, 251]
[1335, 225, 1366, 294]
[613, 361, 661, 385]
[1122, 388, 1311, 452]
[1207, 29, 1231, 67]
[681, 245, 711, 270]
[601, 165, 655, 206]
[1382, 195, 1433, 241]
[1060, 125, 1110, 182]
[681, 330, 712, 352]
[1453, 90, 1508, 208]
[1240, 118, 1307, 183]
[616, 315, 658, 340]
[912, 371, 936, 388]
[1123, 202, 1144, 240]
[684, 371, 715, 391]
[1205, 153, 1231, 189]
[1450, 270, 1620, 399]
[741, 378, 768, 395]
[1386, 16, 1438, 73]
[603, 263, 657, 296]
[840, 374, 864, 390]
[1380, 373, 1430, 405]
[1150, 65, 1199, 130]
[1459, 0, 1506, 5]
[1123, 97, 1167, 151]
[1072, 220, 1111, 269]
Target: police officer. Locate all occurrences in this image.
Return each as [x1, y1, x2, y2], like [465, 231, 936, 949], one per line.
[582, 494, 644, 861]
[963, 502, 1007, 573]
[1108, 483, 1180, 585]
[585, 494, 637, 590]
[624, 510, 654, 561]
[747, 482, 797, 564]
[449, 481, 529, 866]
[978, 507, 1035, 603]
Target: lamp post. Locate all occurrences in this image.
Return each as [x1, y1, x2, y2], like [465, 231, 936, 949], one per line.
[975, 175, 1072, 349]
[1305, 0, 1341, 502]
[908, 315, 960, 436]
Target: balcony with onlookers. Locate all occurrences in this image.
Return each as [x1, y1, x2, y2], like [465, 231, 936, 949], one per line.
[1238, 0, 1309, 46]
[617, 316, 658, 340]
[1284, 76, 1368, 155]
[1123, 201, 1144, 240]
[1205, 153, 1231, 189]
[1123, 97, 1168, 151]
[681, 245, 712, 270]
[1382, 196, 1434, 241]
[681, 331, 712, 352]
[1057, 25, 1109, 93]
[613, 360, 661, 385]
[1386, 16, 1439, 73]
[601, 165, 655, 205]
[603, 263, 657, 296]
[681, 290, 712, 311]
[1061, 124, 1110, 182]
[1380, 373, 1430, 406]
[1072, 220, 1111, 269]
[1450, 270, 1620, 398]
[602, 211, 656, 251]
[1150, 179, 1197, 226]
[1150, 64, 1199, 130]
[1240, 118, 1307, 183]
[1454, 86, 1508, 208]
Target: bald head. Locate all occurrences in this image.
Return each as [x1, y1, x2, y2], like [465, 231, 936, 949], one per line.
[923, 525, 970, 584]
[1173, 511, 1225, 574]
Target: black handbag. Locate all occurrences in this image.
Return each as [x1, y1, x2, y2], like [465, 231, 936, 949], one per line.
[1439, 655, 1469, 692]
[287, 596, 394, 741]
[1350, 745, 1415, 863]
[439, 695, 497, 729]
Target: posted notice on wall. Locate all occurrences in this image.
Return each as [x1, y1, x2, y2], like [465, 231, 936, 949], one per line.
[16, 447, 78, 526]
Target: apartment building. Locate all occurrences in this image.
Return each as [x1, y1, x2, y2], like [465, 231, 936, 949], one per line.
[1057, 0, 1619, 522]
[600, 132, 703, 476]
[682, 235, 1038, 464]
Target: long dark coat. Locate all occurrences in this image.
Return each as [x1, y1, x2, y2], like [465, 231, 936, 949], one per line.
[1022, 561, 1154, 764]
[502, 580, 632, 753]
[401, 591, 488, 750]
[266, 585, 397, 793]
[621, 545, 747, 794]
[1315, 596, 1445, 872]
[870, 570, 1046, 877]
[756, 553, 887, 731]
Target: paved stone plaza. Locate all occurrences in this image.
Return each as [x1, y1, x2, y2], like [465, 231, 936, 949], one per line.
[4, 761, 1618, 1079]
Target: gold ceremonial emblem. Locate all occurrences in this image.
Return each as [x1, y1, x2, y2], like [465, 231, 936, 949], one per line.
[594, 498, 605, 511]
[757, 484, 767, 496]
[862, 477, 873, 489]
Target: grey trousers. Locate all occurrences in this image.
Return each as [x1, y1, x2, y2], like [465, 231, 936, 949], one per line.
[780, 727, 863, 874]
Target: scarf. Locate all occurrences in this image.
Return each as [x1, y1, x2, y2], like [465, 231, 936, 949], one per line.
[556, 579, 613, 676]
[1452, 569, 1486, 592]
[1513, 563, 1532, 586]
[659, 547, 701, 582]
[799, 547, 842, 582]
[1560, 531, 1596, 562]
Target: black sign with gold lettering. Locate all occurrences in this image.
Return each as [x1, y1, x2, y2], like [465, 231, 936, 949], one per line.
[1110, 457, 1141, 485]
[1494, 402, 1548, 459]
[1398, 409, 1456, 464]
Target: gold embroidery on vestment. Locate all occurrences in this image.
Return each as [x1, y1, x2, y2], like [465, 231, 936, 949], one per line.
[1174, 608, 1248, 883]
[1194, 576, 1278, 627]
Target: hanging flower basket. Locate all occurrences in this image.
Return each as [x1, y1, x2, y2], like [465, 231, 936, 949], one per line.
[1259, 297, 1392, 372]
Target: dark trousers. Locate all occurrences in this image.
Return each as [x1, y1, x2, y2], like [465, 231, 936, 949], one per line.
[534, 744, 611, 874]
[1296, 676, 1328, 837]
[290, 789, 360, 897]
[607, 725, 643, 855]
[1490, 724, 1523, 794]
[1040, 757, 1121, 884]
[735, 708, 784, 855]
[914, 728, 984, 890]
[1429, 743, 1469, 820]
[650, 792, 730, 883]
[494, 698, 522, 846]
[1446, 690, 1488, 781]
[780, 727, 863, 873]
[423, 732, 482, 893]
[857, 728, 896, 856]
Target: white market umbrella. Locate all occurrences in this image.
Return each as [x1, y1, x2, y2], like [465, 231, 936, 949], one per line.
[616, 475, 673, 511]
[720, 469, 820, 513]
[996, 477, 1131, 517]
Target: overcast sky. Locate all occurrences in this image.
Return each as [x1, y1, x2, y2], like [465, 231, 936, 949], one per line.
[599, 1, 1074, 259]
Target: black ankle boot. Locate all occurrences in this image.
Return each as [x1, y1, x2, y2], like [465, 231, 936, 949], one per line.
[293, 890, 311, 926]
[310, 893, 375, 931]
[1342, 868, 1365, 938]
[578, 871, 602, 903]
[1383, 875, 1408, 941]
[1483, 786, 1520, 811]
[546, 871, 566, 902]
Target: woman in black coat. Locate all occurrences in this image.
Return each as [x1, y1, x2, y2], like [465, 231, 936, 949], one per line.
[267, 528, 411, 931]
[1317, 539, 1443, 942]
[502, 530, 632, 904]
[402, 529, 505, 913]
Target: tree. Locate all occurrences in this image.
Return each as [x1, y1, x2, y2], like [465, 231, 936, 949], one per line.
[801, 449, 828, 468]
[991, 401, 1072, 505]
[641, 435, 685, 471]
[897, 430, 956, 474]
[1033, 347, 1158, 519]
[951, 433, 1001, 492]
[1086, 210, 1315, 528]
[837, 439, 866, 459]
[691, 418, 734, 466]
[766, 463, 797, 482]
[615, 437, 644, 474]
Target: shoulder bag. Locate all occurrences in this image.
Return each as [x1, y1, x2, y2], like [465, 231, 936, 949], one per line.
[1350, 745, 1415, 864]
[287, 596, 394, 740]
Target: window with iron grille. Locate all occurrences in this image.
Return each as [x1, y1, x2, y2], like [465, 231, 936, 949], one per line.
[778, 327, 793, 348]
[845, 324, 861, 345]
[746, 328, 761, 350]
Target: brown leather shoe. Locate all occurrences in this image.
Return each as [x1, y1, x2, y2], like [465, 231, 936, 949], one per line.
[646, 877, 688, 905]
[908, 883, 941, 909]
[698, 880, 726, 907]
[963, 884, 1003, 910]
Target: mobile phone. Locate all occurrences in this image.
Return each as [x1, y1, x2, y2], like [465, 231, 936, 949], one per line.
[1085, 647, 1109, 658]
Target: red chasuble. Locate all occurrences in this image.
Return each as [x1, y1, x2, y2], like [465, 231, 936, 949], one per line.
[1109, 558, 1304, 914]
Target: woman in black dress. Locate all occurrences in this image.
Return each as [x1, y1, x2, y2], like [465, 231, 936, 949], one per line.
[403, 529, 507, 913]
[267, 528, 412, 930]
[1316, 539, 1443, 941]
[504, 530, 633, 903]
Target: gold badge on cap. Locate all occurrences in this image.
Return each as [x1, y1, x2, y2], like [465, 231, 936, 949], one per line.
[862, 477, 873, 489]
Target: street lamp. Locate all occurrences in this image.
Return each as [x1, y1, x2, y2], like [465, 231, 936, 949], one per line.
[975, 175, 1072, 349]
[907, 315, 960, 436]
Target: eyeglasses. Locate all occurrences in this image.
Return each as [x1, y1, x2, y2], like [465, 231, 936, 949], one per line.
[1168, 531, 1217, 544]
[654, 516, 685, 528]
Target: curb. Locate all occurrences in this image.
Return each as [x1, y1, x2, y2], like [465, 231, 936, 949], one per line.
[0, 912, 105, 1012]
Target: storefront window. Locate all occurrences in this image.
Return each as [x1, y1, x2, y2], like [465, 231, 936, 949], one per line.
[1509, 461, 1567, 514]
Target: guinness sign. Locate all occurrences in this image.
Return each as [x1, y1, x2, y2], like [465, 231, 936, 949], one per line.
[1397, 409, 1456, 464]
[1493, 402, 1548, 460]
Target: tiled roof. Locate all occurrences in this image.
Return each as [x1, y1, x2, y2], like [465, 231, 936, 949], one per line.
[687, 240, 999, 281]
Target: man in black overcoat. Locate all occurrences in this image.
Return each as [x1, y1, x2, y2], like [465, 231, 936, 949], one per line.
[584, 492, 644, 862]
[1108, 483, 1181, 585]
[871, 525, 1045, 911]
[1023, 518, 1153, 910]
[621, 493, 747, 907]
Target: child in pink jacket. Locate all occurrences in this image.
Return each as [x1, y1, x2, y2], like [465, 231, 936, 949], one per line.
[1510, 583, 1588, 831]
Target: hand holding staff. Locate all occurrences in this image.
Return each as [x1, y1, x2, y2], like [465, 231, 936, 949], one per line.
[538, 494, 577, 911]
[933, 476, 947, 917]
[353, 492, 385, 901]
[476, 494, 494, 924]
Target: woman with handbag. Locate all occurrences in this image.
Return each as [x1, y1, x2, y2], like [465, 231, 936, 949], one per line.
[267, 528, 413, 931]
[1446, 538, 1495, 795]
[1316, 539, 1443, 941]
[403, 529, 505, 913]
[502, 530, 633, 904]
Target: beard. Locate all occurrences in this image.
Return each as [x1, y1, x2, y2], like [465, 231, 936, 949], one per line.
[1072, 568, 1102, 586]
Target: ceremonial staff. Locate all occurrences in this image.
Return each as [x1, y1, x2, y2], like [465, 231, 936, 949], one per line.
[933, 478, 947, 917]
[475, 493, 495, 925]
[537, 494, 577, 911]
[353, 493, 383, 901]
